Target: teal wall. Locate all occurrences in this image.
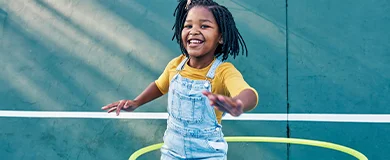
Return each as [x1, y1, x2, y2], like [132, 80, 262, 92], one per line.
[0, 0, 389, 159]
[288, 1, 389, 159]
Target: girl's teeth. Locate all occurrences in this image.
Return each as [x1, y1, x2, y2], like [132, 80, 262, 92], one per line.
[190, 40, 202, 44]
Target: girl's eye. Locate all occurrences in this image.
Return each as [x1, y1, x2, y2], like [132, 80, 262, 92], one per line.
[201, 25, 209, 29]
[184, 25, 192, 28]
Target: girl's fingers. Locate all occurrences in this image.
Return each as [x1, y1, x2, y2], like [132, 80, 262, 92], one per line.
[204, 92, 244, 116]
[217, 96, 234, 110]
[202, 90, 211, 96]
[204, 91, 221, 108]
[123, 100, 129, 109]
[213, 98, 234, 114]
[209, 101, 216, 107]
[107, 107, 117, 113]
[213, 98, 225, 108]
[208, 95, 217, 102]
[214, 105, 229, 113]
[101, 101, 119, 110]
[205, 92, 219, 106]
[216, 96, 244, 117]
[116, 100, 125, 116]
[103, 100, 136, 114]
[229, 99, 244, 116]
[203, 91, 216, 100]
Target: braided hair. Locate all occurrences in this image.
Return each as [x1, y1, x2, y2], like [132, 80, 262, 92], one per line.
[172, 0, 248, 61]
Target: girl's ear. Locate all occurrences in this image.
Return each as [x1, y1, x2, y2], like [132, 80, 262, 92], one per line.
[219, 36, 223, 44]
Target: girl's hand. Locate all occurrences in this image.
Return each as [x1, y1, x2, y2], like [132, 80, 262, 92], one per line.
[202, 91, 244, 117]
[101, 100, 138, 116]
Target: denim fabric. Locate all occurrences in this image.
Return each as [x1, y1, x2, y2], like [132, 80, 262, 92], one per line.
[161, 57, 228, 160]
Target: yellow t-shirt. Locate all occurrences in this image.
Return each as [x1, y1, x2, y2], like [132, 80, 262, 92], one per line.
[155, 55, 258, 124]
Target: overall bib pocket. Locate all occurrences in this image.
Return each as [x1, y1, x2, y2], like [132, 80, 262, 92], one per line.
[171, 90, 206, 123]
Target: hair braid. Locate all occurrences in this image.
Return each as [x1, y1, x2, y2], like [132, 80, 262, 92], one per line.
[172, 0, 187, 42]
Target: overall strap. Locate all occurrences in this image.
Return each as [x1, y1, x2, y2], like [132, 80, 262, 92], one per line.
[176, 56, 189, 71]
[205, 57, 223, 80]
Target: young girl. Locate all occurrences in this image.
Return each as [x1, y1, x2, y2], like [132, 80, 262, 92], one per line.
[102, 0, 258, 159]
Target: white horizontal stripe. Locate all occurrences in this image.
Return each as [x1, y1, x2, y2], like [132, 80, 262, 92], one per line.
[288, 114, 390, 123]
[0, 111, 389, 123]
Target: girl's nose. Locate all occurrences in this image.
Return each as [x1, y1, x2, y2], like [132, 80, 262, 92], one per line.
[189, 31, 200, 35]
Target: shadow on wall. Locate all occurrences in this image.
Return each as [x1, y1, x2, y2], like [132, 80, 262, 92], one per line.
[0, 8, 7, 38]
[0, 0, 292, 159]
[0, 0, 185, 111]
[287, 0, 390, 114]
[0, 0, 173, 159]
[287, 1, 390, 160]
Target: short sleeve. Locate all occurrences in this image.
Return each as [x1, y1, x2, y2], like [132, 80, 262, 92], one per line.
[220, 63, 259, 107]
[155, 61, 172, 95]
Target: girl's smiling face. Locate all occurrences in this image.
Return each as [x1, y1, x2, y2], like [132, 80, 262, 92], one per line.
[181, 6, 223, 59]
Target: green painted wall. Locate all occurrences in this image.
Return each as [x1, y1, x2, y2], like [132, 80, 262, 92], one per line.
[288, 1, 389, 159]
[0, 0, 388, 159]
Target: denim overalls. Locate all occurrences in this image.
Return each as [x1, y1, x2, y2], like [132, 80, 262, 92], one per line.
[161, 57, 228, 160]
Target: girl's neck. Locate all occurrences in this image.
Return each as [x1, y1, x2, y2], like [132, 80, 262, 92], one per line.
[187, 54, 215, 69]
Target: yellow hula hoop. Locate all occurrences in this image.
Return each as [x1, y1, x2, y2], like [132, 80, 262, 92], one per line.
[128, 136, 368, 160]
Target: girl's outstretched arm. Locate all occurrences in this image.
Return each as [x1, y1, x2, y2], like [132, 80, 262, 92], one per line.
[101, 82, 163, 115]
[231, 89, 257, 112]
[133, 82, 164, 107]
